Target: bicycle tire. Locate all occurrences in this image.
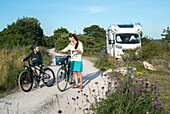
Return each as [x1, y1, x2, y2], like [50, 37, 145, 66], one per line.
[56, 67, 68, 92]
[18, 71, 33, 92]
[42, 68, 55, 87]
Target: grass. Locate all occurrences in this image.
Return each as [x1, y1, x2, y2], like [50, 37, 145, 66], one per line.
[0, 46, 51, 96]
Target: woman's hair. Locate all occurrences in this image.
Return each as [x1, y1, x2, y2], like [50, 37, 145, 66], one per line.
[69, 34, 79, 49]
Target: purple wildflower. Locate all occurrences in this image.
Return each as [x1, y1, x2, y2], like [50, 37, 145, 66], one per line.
[78, 91, 80, 93]
[130, 100, 133, 104]
[130, 86, 133, 89]
[141, 80, 144, 85]
[165, 94, 168, 97]
[58, 110, 62, 113]
[128, 68, 131, 70]
[102, 86, 104, 89]
[72, 97, 76, 101]
[95, 82, 98, 84]
[114, 82, 117, 85]
[135, 80, 138, 83]
[76, 96, 79, 99]
[104, 74, 106, 76]
[145, 83, 149, 88]
[85, 108, 88, 111]
[108, 82, 111, 85]
[155, 81, 158, 83]
[153, 91, 158, 94]
[129, 80, 133, 83]
[114, 86, 120, 89]
[101, 98, 104, 100]
[143, 110, 146, 114]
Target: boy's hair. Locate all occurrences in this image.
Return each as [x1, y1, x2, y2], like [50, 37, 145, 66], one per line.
[31, 44, 38, 51]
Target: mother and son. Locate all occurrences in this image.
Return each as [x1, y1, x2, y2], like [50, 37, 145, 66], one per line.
[21, 33, 84, 89]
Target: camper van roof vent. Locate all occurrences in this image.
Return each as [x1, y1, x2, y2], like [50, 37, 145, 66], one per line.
[118, 25, 134, 28]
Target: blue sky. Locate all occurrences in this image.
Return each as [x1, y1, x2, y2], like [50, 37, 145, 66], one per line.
[0, 0, 170, 39]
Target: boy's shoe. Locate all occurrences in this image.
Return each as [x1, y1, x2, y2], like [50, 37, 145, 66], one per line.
[33, 85, 41, 89]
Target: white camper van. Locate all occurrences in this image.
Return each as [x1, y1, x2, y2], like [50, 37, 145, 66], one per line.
[106, 24, 142, 59]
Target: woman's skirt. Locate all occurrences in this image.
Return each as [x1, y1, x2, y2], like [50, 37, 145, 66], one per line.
[70, 61, 83, 72]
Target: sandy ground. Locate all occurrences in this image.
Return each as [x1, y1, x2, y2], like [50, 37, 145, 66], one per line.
[0, 48, 109, 114]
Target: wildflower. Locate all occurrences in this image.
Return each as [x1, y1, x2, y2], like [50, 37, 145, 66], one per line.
[84, 93, 86, 96]
[145, 83, 149, 88]
[78, 91, 80, 93]
[155, 81, 159, 84]
[114, 82, 117, 85]
[101, 98, 104, 100]
[102, 86, 104, 89]
[72, 98, 76, 101]
[153, 91, 158, 94]
[128, 67, 131, 70]
[85, 108, 88, 111]
[108, 82, 111, 85]
[104, 74, 106, 76]
[129, 80, 133, 83]
[130, 86, 133, 89]
[95, 82, 98, 84]
[130, 100, 133, 104]
[58, 110, 62, 113]
[76, 96, 79, 99]
[114, 86, 120, 89]
[141, 80, 144, 85]
[135, 80, 138, 83]
[143, 110, 146, 114]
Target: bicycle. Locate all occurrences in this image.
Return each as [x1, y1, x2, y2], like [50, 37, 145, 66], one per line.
[18, 60, 55, 92]
[56, 52, 74, 92]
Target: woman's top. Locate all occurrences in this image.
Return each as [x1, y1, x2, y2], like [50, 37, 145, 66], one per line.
[63, 41, 83, 61]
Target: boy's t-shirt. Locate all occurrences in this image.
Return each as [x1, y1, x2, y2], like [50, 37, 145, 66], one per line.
[23, 51, 43, 66]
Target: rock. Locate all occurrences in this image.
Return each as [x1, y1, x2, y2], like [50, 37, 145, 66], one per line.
[143, 61, 156, 70]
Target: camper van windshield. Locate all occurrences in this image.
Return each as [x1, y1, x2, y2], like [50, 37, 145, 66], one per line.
[116, 34, 140, 44]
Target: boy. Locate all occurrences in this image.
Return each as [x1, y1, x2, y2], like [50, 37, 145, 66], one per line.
[21, 45, 43, 88]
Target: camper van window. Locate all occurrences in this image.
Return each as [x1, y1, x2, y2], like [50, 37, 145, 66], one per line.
[116, 34, 140, 44]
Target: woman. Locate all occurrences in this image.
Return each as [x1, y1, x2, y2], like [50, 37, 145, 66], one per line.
[57, 34, 83, 89]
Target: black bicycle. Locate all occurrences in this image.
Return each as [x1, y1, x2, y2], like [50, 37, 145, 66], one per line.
[56, 52, 74, 92]
[18, 60, 55, 92]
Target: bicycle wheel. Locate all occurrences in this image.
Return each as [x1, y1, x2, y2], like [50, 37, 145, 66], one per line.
[69, 71, 74, 85]
[42, 68, 55, 87]
[56, 67, 68, 92]
[18, 71, 33, 92]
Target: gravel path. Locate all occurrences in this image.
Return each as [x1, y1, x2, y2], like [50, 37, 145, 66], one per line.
[0, 48, 109, 114]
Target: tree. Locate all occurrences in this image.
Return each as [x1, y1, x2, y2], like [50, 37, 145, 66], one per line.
[83, 25, 106, 40]
[0, 17, 43, 48]
[161, 27, 170, 42]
